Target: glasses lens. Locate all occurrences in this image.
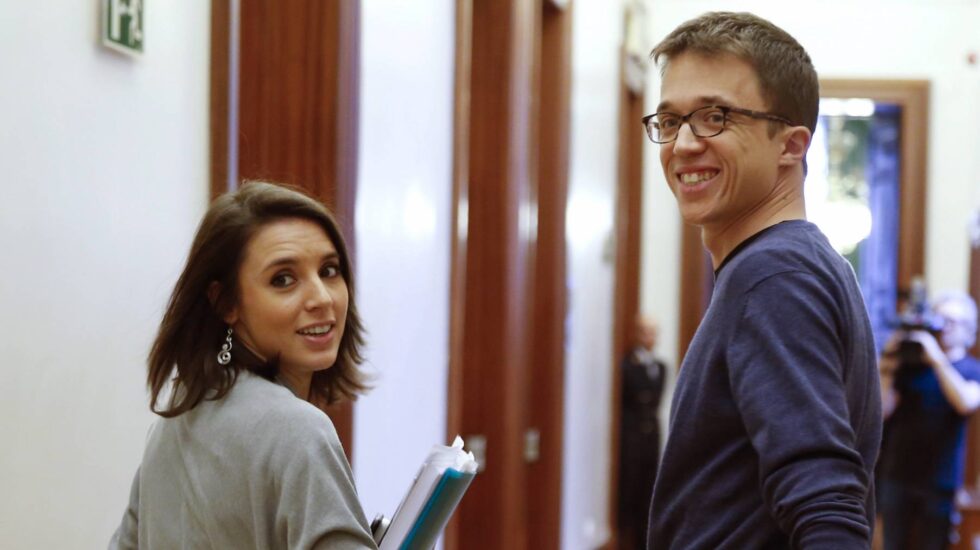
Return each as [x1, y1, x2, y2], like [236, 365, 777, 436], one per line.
[644, 118, 659, 143]
[653, 114, 679, 143]
[692, 107, 725, 137]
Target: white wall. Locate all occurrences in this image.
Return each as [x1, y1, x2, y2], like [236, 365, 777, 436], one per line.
[562, 1, 624, 547]
[352, 0, 456, 533]
[0, 2, 211, 548]
[643, 0, 980, 316]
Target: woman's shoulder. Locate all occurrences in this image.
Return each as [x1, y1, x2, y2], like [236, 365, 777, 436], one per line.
[236, 372, 343, 453]
[231, 371, 336, 429]
[146, 372, 344, 470]
[164, 371, 341, 456]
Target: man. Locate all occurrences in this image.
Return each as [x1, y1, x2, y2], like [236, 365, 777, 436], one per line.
[618, 315, 667, 550]
[878, 291, 980, 550]
[644, 12, 881, 549]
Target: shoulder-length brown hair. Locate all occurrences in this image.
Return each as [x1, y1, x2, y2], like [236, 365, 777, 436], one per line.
[147, 181, 368, 417]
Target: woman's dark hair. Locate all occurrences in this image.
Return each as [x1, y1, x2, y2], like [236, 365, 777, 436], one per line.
[147, 181, 368, 417]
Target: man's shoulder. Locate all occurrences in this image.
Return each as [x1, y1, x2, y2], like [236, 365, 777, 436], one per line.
[722, 221, 844, 287]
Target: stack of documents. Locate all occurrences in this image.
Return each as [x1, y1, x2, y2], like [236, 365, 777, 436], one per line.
[373, 436, 479, 550]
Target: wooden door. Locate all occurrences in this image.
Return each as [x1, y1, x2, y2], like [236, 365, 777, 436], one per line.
[445, 1, 571, 548]
[209, 0, 361, 453]
[527, 3, 572, 549]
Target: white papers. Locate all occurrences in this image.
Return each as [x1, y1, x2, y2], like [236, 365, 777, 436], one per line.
[377, 436, 478, 550]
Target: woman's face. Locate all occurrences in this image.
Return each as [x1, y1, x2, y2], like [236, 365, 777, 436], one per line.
[225, 217, 349, 382]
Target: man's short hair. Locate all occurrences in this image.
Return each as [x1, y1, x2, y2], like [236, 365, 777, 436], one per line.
[651, 12, 819, 135]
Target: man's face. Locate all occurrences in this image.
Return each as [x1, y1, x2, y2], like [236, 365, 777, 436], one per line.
[936, 300, 975, 351]
[658, 51, 786, 231]
[637, 322, 658, 351]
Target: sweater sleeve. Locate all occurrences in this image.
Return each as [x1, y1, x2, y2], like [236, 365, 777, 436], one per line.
[264, 406, 378, 550]
[107, 467, 140, 550]
[727, 271, 872, 549]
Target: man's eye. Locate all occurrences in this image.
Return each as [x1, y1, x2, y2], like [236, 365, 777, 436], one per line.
[271, 273, 296, 287]
[703, 111, 725, 124]
[657, 117, 680, 129]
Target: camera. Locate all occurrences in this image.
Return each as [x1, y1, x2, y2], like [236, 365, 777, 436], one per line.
[888, 277, 945, 368]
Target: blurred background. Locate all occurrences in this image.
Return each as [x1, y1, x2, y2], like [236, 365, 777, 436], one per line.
[2, 1, 980, 548]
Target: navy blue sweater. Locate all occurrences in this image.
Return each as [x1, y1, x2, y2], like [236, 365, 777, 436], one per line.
[648, 221, 882, 549]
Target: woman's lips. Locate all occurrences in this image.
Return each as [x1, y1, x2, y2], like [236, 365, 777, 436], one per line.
[297, 324, 336, 347]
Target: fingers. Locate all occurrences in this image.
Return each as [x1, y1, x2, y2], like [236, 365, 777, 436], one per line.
[882, 331, 905, 353]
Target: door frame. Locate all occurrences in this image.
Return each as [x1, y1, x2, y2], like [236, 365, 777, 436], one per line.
[445, 1, 570, 548]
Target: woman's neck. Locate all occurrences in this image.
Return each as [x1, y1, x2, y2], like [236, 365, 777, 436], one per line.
[234, 335, 313, 400]
[277, 369, 312, 401]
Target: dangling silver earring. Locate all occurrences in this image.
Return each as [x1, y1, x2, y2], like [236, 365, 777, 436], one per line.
[217, 327, 233, 365]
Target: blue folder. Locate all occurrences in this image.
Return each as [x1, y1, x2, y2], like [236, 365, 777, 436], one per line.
[399, 467, 476, 550]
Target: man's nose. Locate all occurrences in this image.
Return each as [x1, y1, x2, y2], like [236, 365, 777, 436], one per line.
[671, 123, 705, 155]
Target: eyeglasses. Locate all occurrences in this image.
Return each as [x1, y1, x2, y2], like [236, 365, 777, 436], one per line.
[641, 105, 795, 144]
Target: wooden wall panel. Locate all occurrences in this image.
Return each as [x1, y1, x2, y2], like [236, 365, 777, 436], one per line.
[209, 0, 230, 200]
[452, 0, 537, 546]
[237, 1, 341, 202]
[676, 222, 712, 366]
[526, 3, 571, 549]
[448, 0, 570, 548]
[443, 0, 472, 546]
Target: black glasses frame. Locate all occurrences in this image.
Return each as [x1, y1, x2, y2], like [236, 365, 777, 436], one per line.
[641, 105, 795, 144]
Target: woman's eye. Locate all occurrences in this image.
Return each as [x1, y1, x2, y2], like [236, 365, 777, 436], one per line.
[271, 273, 296, 287]
[320, 264, 340, 278]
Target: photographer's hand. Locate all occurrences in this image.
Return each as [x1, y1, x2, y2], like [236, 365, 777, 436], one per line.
[908, 330, 980, 415]
[907, 330, 946, 366]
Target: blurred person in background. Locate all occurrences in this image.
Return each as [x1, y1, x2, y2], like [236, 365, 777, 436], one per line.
[878, 290, 980, 550]
[617, 315, 668, 550]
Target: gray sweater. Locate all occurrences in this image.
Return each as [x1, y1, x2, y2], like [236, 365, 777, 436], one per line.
[109, 371, 377, 549]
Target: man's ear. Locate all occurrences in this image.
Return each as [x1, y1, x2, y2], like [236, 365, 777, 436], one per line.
[778, 126, 812, 166]
[208, 281, 238, 325]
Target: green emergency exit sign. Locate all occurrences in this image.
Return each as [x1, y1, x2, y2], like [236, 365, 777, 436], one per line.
[102, 0, 144, 56]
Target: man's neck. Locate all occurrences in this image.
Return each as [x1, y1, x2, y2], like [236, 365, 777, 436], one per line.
[702, 180, 806, 269]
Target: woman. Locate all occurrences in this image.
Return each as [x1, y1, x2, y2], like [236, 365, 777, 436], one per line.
[110, 182, 377, 549]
